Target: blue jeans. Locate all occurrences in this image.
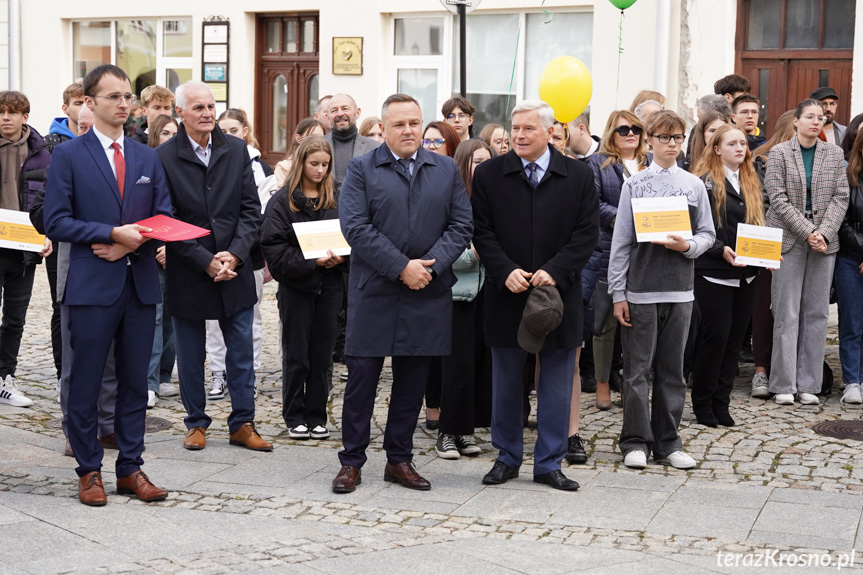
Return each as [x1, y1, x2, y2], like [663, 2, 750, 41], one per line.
[835, 255, 863, 385]
[173, 307, 255, 433]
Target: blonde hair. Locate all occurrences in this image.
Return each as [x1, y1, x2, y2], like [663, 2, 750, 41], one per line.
[697, 125, 764, 227]
[285, 136, 336, 213]
[598, 110, 647, 170]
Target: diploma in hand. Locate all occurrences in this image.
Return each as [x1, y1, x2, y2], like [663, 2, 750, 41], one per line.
[734, 224, 782, 268]
[292, 219, 351, 260]
[135, 215, 211, 242]
[0, 208, 45, 253]
[631, 196, 693, 242]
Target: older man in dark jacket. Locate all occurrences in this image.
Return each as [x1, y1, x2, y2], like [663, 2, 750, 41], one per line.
[472, 100, 599, 491]
[332, 94, 473, 493]
[156, 81, 271, 453]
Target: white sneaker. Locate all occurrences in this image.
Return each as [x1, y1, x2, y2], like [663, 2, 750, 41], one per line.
[207, 372, 227, 400]
[841, 384, 863, 405]
[158, 382, 179, 397]
[797, 392, 820, 405]
[623, 450, 647, 469]
[309, 425, 330, 440]
[774, 393, 795, 405]
[0, 376, 32, 407]
[750, 372, 770, 398]
[289, 424, 310, 439]
[656, 450, 696, 469]
[147, 390, 157, 409]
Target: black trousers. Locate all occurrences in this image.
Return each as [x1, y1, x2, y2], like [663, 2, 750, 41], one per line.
[339, 355, 431, 467]
[440, 293, 492, 435]
[691, 276, 758, 414]
[278, 276, 342, 429]
[0, 251, 36, 378]
[45, 250, 62, 379]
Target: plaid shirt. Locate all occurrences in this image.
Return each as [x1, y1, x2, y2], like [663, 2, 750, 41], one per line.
[765, 136, 849, 254]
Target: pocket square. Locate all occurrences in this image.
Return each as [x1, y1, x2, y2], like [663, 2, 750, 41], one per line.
[135, 176, 151, 184]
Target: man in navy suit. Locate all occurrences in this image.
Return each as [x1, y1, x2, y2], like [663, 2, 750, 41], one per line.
[44, 65, 173, 506]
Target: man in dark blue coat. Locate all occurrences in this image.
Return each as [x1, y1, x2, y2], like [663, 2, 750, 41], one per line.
[156, 81, 271, 453]
[333, 93, 473, 493]
[472, 100, 599, 491]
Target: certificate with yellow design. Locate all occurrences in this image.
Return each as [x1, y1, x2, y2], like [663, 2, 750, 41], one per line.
[631, 196, 692, 242]
[292, 219, 351, 260]
[0, 208, 45, 253]
[735, 223, 782, 268]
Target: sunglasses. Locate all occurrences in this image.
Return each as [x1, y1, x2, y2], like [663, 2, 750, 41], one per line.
[613, 125, 643, 137]
[422, 138, 446, 148]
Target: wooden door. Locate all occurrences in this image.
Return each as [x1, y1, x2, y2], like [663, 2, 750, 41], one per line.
[740, 59, 788, 138]
[788, 59, 853, 126]
[255, 14, 320, 168]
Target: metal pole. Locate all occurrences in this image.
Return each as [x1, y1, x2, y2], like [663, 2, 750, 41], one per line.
[458, 3, 466, 97]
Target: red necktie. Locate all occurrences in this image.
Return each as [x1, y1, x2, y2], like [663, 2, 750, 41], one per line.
[112, 142, 125, 200]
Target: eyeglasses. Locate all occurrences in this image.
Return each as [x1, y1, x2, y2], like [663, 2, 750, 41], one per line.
[446, 113, 470, 121]
[800, 114, 828, 123]
[612, 125, 643, 137]
[422, 138, 445, 149]
[651, 134, 686, 144]
[92, 92, 137, 106]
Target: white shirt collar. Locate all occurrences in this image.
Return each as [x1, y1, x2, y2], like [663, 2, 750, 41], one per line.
[390, 148, 418, 163]
[648, 160, 679, 175]
[92, 126, 123, 152]
[187, 133, 212, 154]
[722, 165, 741, 192]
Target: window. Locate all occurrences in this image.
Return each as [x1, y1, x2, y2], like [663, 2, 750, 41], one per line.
[392, 17, 446, 125]
[746, 0, 855, 50]
[449, 11, 593, 129]
[263, 16, 318, 55]
[72, 18, 193, 96]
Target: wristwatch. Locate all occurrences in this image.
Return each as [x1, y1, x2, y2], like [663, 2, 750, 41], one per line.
[424, 266, 437, 279]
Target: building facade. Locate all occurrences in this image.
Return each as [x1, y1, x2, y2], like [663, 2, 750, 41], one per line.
[9, 0, 861, 164]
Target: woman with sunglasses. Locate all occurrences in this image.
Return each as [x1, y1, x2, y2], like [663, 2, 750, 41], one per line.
[588, 110, 648, 411]
[691, 125, 764, 426]
[422, 121, 459, 158]
[765, 99, 849, 406]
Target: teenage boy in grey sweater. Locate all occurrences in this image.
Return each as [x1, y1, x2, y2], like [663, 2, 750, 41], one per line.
[607, 110, 715, 470]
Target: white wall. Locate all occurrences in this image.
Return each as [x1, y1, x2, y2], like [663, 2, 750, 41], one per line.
[0, 0, 9, 91]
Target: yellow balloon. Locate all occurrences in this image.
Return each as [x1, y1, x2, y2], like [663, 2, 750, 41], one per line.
[538, 56, 593, 124]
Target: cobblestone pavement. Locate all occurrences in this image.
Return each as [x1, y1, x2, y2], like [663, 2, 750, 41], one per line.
[1, 272, 863, 574]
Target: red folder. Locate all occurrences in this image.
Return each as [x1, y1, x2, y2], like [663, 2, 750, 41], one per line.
[135, 215, 211, 242]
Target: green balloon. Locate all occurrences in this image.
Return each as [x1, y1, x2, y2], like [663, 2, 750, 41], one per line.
[608, 0, 637, 9]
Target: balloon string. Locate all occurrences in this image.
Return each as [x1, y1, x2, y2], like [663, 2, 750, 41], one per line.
[504, 13, 522, 133]
[541, 0, 552, 24]
[616, 10, 625, 102]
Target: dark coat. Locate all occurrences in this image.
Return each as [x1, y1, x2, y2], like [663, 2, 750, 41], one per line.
[695, 176, 759, 280]
[838, 180, 863, 261]
[260, 186, 346, 292]
[339, 144, 473, 356]
[156, 124, 261, 319]
[471, 145, 600, 350]
[586, 153, 629, 282]
[11, 126, 51, 266]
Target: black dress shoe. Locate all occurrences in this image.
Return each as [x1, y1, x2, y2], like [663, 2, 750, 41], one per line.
[533, 470, 579, 491]
[580, 373, 597, 393]
[482, 460, 519, 485]
[565, 434, 588, 464]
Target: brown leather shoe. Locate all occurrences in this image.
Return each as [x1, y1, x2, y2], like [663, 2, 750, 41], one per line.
[116, 470, 168, 502]
[384, 461, 431, 490]
[229, 422, 273, 451]
[183, 427, 206, 450]
[332, 465, 362, 493]
[64, 439, 74, 457]
[78, 471, 107, 506]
